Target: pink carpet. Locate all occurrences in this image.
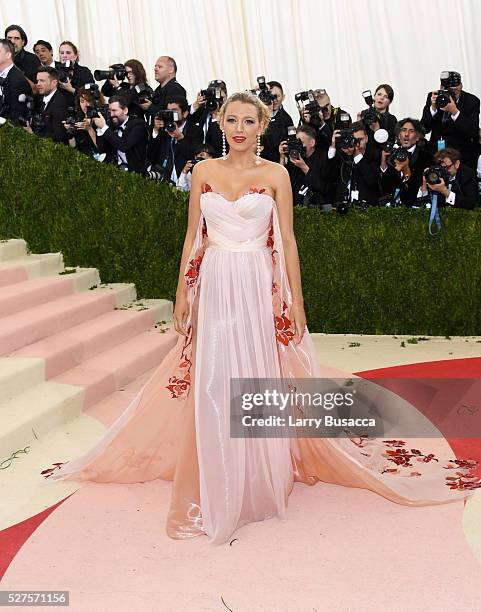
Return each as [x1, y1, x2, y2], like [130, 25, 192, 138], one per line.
[1, 357, 480, 611]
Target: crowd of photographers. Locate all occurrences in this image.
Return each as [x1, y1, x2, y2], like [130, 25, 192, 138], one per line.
[1, 24, 481, 211]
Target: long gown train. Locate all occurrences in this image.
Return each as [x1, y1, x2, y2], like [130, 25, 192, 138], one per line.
[43, 184, 481, 544]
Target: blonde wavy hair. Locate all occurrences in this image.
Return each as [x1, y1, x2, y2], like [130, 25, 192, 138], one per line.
[218, 91, 271, 134]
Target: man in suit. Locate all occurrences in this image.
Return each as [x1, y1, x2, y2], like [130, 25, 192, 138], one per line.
[147, 95, 203, 183]
[0, 38, 31, 125]
[380, 118, 434, 206]
[4, 24, 40, 89]
[421, 71, 480, 169]
[33, 40, 55, 68]
[189, 80, 227, 157]
[259, 80, 294, 163]
[300, 89, 351, 152]
[279, 124, 331, 209]
[419, 147, 478, 209]
[139, 56, 186, 119]
[328, 121, 381, 206]
[23, 66, 68, 142]
[93, 95, 149, 173]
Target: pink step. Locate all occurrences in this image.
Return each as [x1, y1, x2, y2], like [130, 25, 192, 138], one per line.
[53, 330, 177, 408]
[0, 277, 75, 318]
[0, 290, 119, 356]
[85, 367, 157, 427]
[12, 308, 161, 379]
[0, 265, 29, 288]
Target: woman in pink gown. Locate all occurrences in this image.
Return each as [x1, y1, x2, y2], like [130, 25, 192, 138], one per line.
[44, 92, 481, 545]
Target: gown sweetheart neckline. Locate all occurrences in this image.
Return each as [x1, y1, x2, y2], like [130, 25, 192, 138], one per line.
[201, 183, 276, 204]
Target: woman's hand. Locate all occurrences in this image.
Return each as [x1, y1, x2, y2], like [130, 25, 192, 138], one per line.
[173, 293, 189, 336]
[290, 302, 306, 344]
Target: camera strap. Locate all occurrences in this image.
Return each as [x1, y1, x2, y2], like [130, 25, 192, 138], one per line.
[428, 192, 442, 235]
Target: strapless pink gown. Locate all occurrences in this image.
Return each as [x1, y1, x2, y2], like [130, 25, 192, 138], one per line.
[44, 185, 481, 545]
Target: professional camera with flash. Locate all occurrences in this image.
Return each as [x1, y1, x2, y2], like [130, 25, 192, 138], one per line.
[254, 76, 276, 105]
[295, 89, 323, 127]
[284, 125, 305, 160]
[200, 80, 225, 111]
[435, 71, 460, 108]
[155, 109, 180, 132]
[423, 165, 451, 186]
[373, 128, 409, 166]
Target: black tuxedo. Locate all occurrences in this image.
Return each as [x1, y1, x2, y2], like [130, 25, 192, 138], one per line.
[262, 106, 294, 162]
[147, 121, 203, 180]
[286, 148, 331, 207]
[150, 79, 187, 116]
[0, 65, 31, 124]
[380, 145, 434, 206]
[421, 90, 480, 168]
[35, 89, 69, 142]
[308, 106, 351, 150]
[14, 48, 40, 83]
[329, 149, 381, 204]
[97, 117, 149, 173]
[435, 164, 478, 209]
[189, 107, 225, 157]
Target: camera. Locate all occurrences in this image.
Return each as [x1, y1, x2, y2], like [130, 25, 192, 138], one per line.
[63, 106, 84, 135]
[336, 128, 355, 149]
[200, 83, 224, 112]
[361, 107, 380, 126]
[284, 125, 305, 160]
[155, 109, 180, 132]
[295, 89, 323, 127]
[436, 88, 455, 108]
[135, 86, 154, 104]
[423, 165, 450, 186]
[389, 147, 409, 165]
[255, 76, 276, 105]
[82, 83, 111, 122]
[17, 94, 45, 132]
[55, 60, 75, 84]
[94, 63, 127, 82]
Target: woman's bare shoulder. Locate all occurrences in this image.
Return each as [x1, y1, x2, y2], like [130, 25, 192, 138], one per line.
[258, 159, 289, 191]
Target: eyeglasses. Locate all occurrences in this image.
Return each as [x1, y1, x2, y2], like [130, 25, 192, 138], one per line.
[439, 161, 454, 169]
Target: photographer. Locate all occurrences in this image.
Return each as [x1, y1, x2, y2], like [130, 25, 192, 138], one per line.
[100, 59, 152, 118]
[279, 124, 331, 209]
[177, 144, 214, 191]
[418, 148, 478, 210]
[33, 40, 55, 68]
[379, 118, 434, 206]
[147, 95, 203, 184]
[189, 80, 227, 157]
[64, 86, 107, 157]
[359, 84, 397, 141]
[328, 121, 381, 206]
[259, 80, 293, 162]
[298, 88, 350, 151]
[421, 71, 480, 169]
[5, 25, 40, 88]
[56, 41, 94, 106]
[139, 56, 186, 119]
[93, 95, 149, 173]
[0, 38, 31, 125]
[23, 66, 68, 142]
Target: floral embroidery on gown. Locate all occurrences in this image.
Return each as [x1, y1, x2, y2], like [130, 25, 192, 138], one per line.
[43, 183, 481, 544]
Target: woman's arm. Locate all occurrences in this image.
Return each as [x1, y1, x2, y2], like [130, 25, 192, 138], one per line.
[272, 163, 306, 344]
[172, 163, 203, 335]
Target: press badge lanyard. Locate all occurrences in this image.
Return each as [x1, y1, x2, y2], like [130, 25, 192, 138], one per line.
[429, 192, 442, 235]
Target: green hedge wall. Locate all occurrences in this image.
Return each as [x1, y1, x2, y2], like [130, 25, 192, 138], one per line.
[1, 123, 481, 335]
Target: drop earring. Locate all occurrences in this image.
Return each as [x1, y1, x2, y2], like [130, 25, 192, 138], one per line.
[256, 134, 261, 157]
[222, 130, 227, 158]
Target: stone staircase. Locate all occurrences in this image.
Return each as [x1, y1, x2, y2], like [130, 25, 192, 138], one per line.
[0, 239, 176, 461]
